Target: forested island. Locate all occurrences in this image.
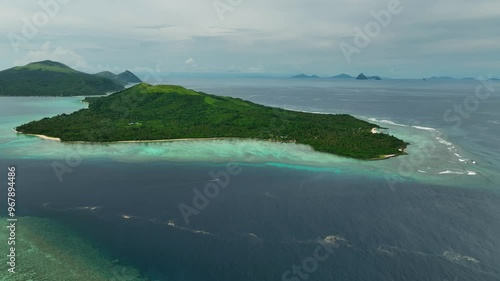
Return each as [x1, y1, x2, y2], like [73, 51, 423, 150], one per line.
[16, 83, 408, 159]
[0, 60, 141, 96]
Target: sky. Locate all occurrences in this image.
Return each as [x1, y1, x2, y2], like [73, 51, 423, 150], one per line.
[0, 0, 499, 79]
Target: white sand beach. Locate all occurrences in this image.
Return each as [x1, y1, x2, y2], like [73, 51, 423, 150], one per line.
[13, 129, 61, 141]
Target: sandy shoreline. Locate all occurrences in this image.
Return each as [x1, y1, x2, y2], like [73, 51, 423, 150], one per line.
[13, 129, 61, 141]
[13, 131, 255, 144]
[372, 154, 397, 160]
[13, 130, 402, 161]
[13, 128, 236, 143]
[31, 134, 61, 141]
[12, 129, 292, 145]
[116, 137, 243, 144]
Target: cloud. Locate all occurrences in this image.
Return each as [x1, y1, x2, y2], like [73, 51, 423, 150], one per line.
[185, 57, 196, 66]
[13, 42, 88, 69]
[0, 0, 498, 78]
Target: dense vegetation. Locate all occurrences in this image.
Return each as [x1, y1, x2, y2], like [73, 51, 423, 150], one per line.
[17, 83, 408, 159]
[0, 60, 124, 96]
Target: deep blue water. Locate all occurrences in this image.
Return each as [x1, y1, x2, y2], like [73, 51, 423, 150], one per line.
[1, 78, 499, 280]
[1, 158, 500, 281]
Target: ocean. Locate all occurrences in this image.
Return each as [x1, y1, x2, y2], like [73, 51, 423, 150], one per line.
[0, 78, 499, 281]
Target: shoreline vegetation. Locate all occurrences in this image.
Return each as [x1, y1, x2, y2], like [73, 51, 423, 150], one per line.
[13, 129, 61, 141]
[16, 83, 409, 160]
[17, 132, 400, 160]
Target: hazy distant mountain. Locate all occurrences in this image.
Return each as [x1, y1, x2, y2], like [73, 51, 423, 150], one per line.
[117, 70, 142, 83]
[291, 74, 320, 79]
[96, 70, 142, 86]
[423, 76, 500, 81]
[427, 76, 455, 80]
[0, 60, 124, 96]
[95, 71, 117, 80]
[355, 73, 381, 80]
[356, 73, 368, 80]
[330, 74, 354, 79]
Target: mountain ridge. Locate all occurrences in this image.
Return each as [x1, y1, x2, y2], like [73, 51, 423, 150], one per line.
[0, 60, 127, 96]
[95, 70, 142, 86]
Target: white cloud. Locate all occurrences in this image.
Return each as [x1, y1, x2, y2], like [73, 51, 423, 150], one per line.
[14, 42, 88, 69]
[185, 57, 196, 66]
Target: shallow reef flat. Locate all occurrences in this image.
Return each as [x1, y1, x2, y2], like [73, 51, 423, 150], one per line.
[0, 217, 147, 281]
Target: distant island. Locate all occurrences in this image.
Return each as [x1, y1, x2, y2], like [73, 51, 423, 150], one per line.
[0, 60, 141, 96]
[356, 73, 381, 80]
[330, 74, 354, 79]
[426, 76, 455, 80]
[16, 83, 408, 160]
[291, 74, 320, 79]
[356, 73, 368, 80]
[287, 73, 497, 81]
[291, 73, 381, 80]
[424, 76, 500, 81]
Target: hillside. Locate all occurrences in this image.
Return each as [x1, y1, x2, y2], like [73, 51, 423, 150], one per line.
[95, 70, 142, 86]
[16, 83, 408, 159]
[94, 71, 117, 80]
[0, 60, 124, 96]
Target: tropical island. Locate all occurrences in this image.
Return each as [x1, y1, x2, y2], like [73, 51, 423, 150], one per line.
[16, 83, 408, 159]
[0, 60, 141, 96]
